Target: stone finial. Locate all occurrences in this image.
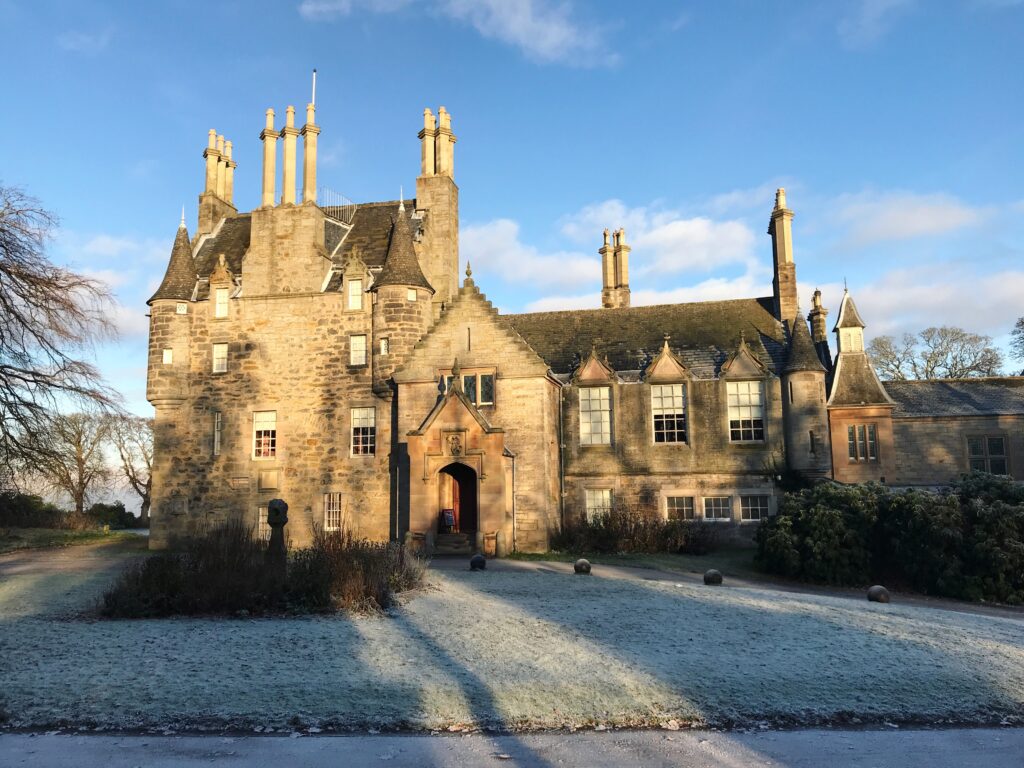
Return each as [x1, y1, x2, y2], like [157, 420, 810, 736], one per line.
[465, 262, 472, 278]
[812, 288, 822, 309]
[602, 228, 610, 246]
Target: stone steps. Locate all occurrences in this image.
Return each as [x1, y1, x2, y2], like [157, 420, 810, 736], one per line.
[434, 533, 475, 556]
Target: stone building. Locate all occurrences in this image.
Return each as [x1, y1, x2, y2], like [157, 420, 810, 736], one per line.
[147, 95, 1023, 552]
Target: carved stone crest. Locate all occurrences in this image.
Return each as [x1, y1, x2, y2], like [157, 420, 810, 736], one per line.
[447, 433, 463, 456]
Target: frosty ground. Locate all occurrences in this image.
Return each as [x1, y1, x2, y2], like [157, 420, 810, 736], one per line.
[0, 541, 1022, 732]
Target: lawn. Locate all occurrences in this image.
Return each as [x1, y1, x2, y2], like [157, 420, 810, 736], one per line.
[507, 547, 762, 580]
[1, 546, 1022, 732]
[0, 527, 141, 555]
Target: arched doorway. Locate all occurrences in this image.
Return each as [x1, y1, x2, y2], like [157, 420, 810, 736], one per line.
[438, 463, 478, 534]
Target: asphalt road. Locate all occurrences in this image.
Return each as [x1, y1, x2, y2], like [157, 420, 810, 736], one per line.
[1, 728, 1021, 767]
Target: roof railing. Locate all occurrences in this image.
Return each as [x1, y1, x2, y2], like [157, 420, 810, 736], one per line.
[317, 186, 356, 225]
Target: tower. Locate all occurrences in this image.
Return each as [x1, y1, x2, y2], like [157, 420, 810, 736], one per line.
[415, 107, 459, 314]
[781, 314, 831, 479]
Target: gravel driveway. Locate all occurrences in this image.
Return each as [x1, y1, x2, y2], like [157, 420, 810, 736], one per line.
[1, 543, 1022, 731]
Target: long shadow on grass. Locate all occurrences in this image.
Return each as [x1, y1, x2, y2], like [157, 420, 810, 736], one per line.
[444, 567, 1024, 725]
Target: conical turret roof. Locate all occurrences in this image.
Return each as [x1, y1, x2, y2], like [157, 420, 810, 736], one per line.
[371, 203, 434, 293]
[834, 291, 866, 330]
[148, 222, 195, 304]
[785, 315, 826, 373]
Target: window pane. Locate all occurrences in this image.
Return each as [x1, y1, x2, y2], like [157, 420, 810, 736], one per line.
[351, 407, 376, 455]
[407, 288, 417, 301]
[479, 374, 495, 405]
[967, 437, 985, 457]
[987, 437, 1005, 457]
[380, 338, 389, 356]
[703, 496, 732, 520]
[585, 489, 612, 520]
[324, 493, 342, 531]
[989, 459, 1008, 475]
[464, 375, 477, 405]
[213, 412, 222, 457]
[215, 288, 229, 318]
[652, 384, 686, 443]
[848, 426, 857, 460]
[348, 279, 363, 310]
[969, 458, 987, 472]
[162, 349, 173, 365]
[666, 496, 694, 521]
[256, 506, 270, 541]
[867, 425, 878, 460]
[726, 381, 763, 442]
[579, 387, 611, 445]
[350, 335, 367, 366]
[212, 343, 228, 373]
[741, 495, 770, 521]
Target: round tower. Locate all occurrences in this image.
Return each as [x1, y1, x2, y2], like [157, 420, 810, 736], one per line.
[781, 314, 832, 480]
[370, 199, 435, 396]
[146, 216, 195, 547]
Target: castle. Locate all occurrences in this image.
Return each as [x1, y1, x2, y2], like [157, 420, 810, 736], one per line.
[146, 92, 1024, 552]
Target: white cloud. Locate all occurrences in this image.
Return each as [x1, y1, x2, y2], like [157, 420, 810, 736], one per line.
[461, 218, 599, 291]
[298, 0, 607, 66]
[109, 303, 150, 339]
[559, 199, 757, 275]
[56, 27, 114, 54]
[831, 191, 986, 247]
[59, 231, 170, 266]
[837, 0, 914, 49]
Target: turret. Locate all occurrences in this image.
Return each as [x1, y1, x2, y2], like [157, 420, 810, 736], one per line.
[370, 197, 435, 396]
[415, 106, 459, 313]
[768, 187, 798, 326]
[781, 314, 831, 479]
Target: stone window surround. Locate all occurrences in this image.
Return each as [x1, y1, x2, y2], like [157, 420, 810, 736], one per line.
[161, 348, 173, 365]
[213, 287, 229, 318]
[252, 410, 277, 460]
[584, 487, 613, 521]
[346, 278, 364, 311]
[212, 342, 229, 374]
[212, 411, 222, 457]
[847, 423, 879, 463]
[660, 489, 775, 523]
[323, 492, 343, 531]
[440, 367, 497, 407]
[350, 406, 376, 457]
[725, 379, 766, 444]
[649, 382, 688, 446]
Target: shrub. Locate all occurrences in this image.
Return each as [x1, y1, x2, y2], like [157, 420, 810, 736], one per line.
[101, 518, 426, 618]
[873, 489, 963, 595]
[0, 492, 67, 528]
[86, 501, 139, 529]
[550, 509, 720, 556]
[959, 499, 1024, 604]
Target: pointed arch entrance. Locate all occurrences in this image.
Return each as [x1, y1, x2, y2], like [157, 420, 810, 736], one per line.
[438, 462, 478, 534]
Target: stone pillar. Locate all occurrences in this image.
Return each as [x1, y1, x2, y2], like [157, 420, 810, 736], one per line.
[215, 134, 227, 199]
[203, 129, 220, 195]
[224, 140, 235, 205]
[281, 106, 299, 205]
[301, 103, 320, 203]
[260, 109, 279, 208]
[435, 106, 455, 178]
[419, 108, 437, 176]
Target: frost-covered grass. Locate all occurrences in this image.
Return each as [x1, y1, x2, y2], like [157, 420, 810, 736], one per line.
[0, 528, 138, 555]
[0, 549, 1022, 732]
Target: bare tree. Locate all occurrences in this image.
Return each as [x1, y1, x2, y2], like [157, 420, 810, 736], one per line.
[0, 185, 117, 477]
[1011, 317, 1024, 366]
[868, 326, 1003, 380]
[107, 414, 152, 523]
[34, 412, 113, 516]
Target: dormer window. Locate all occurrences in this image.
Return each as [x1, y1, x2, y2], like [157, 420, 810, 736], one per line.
[727, 380, 765, 442]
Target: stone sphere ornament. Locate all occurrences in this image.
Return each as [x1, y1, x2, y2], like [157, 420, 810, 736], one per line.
[703, 569, 723, 586]
[867, 585, 891, 603]
[470, 554, 487, 571]
[574, 558, 591, 575]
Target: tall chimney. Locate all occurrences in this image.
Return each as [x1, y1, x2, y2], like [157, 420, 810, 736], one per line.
[301, 102, 319, 203]
[769, 186, 798, 325]
[215, 135, 227, 199]
[260, 109, 279, 208]
[224, 140, 235, 204]
[419, 108, 437, 176]
[435, 106, 455, 178]
[281, 106, 299, 205]
[600, 229, 615, 308]
[614, 227, 631, 308]
[203, 129, 219, 195]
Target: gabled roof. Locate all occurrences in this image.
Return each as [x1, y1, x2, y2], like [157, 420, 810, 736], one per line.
[885, 377, 1024, 418]
[409, 380, 502, 436]
[785, 316, 827, 373]
[371, 202, 434, 293]
[148, 223, 195, 304]
[827, 352, 895, 407]
[834, 291, 866, 330]
[506, 297, 785, 378]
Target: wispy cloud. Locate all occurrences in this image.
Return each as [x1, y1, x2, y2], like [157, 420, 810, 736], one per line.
[298, 0, 609, 66]
[830, 190, 987, 247]
[56, 27, 114, 54]
[837, 0, 915, 49]
[462, 218, 599, 291]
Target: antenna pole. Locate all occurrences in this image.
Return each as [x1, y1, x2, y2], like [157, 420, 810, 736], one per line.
[311, 69, 317, 107]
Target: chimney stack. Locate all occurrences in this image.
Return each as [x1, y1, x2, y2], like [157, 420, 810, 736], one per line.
[769, 186, 798, 325]
[224, 140, 235, 204]
[203, 129, 220, 196]
[260, 108, 279, 208]
[215, 134, 227, 199]
[434, 106, 456, 178]
[301, 103, 319, 203]
[281, 106, 299, 205]
[419, 108, 437, 177]
[601, 228, 631, 309]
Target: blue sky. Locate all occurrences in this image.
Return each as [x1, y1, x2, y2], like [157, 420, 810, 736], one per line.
[2, 0, 1023, 415]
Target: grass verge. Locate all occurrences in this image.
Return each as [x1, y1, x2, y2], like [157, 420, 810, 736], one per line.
[507, 547, 760, 579]
[0, 527, 140, 555]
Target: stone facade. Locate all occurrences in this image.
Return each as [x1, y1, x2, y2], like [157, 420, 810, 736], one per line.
[146, 97, 1024, 552]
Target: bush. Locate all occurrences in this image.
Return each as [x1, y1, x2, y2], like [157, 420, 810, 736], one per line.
[86, 501, 139, 529]
[756, 473, 1024, 603]
[0, 492, 68, 528]
[101, 518, 426, 618]
[551, 509, 720, 556]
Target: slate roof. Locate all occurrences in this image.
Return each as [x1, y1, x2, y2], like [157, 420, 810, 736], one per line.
[330, 200, 420, 268]
[505, 298, 786, 378]
[827, 352, 894, 407]
[885, 378, 1024, 418]
[785, 316, 826, 373]
[148, 224, 196, 304]
[193, 214, 251, 279]
[371, 203, 434, 293]
[834, 291, 866, 329]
